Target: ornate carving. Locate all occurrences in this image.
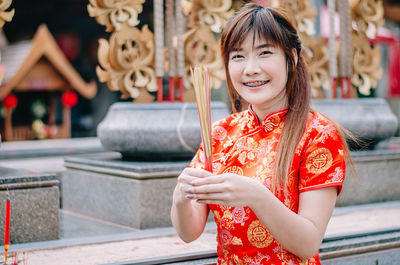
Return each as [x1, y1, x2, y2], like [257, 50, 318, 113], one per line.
[0, 0, 14, 28]
[87, 0, 145, 32]
[280, 0, 384, 98]
[183, 0, 233, 99]
[88, 0, 156, 102]
[351, 0, 384, 95]
[185, 0, 233, 33]
[0, 0, 14, 85]
[97, 25, 156, 100]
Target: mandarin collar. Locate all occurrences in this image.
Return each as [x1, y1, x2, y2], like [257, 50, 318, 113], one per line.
[243, 106, 288, 132]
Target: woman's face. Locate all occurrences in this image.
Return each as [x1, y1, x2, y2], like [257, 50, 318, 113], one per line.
[228, 32, 289, 119]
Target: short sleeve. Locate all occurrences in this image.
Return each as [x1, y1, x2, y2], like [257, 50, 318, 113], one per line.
[298, 121, 346, 195]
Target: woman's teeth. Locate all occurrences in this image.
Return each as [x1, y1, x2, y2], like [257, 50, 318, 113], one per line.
[244, 81, 268, 87]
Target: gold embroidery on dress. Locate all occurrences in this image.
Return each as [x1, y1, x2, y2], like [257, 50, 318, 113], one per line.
[247, 220, 273, 248]
[222, 209, 233, 220]
[233, 137, 260, 166]
[338, 148, 344, 156]
[244, 252, 271, 264]
[230, 113, 243, 127]
[263, 115, 281, 132]
[219, 153, 231, 165]
[231, 236, 243, 245]
[220, 208, 235, 230]
[240, 111, 256, 130]
[214, 211, 221, 222]
[306, 148, 333, 174]
[223, 136, 233, 149]
[223, 166, 244, 176]
[232, 254, 244, 265]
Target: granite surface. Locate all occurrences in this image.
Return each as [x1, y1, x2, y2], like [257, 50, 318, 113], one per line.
[0, 137, 104, 159]
[97, 102, 230, 160]
[0, 167, 60, 244]
[63, 152, 189, 179]
[338, 153, 400, 206]
[0, 167, 57, 185]
[313, 98, 398, 148]
[60, 167, 177, 229]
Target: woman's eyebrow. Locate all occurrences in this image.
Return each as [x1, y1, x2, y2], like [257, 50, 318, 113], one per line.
[231, 47, 242, 52]
[255, 43, 274, 49]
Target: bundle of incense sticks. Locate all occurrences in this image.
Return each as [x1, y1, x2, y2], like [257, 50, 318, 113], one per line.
[191, 66, 212, 172]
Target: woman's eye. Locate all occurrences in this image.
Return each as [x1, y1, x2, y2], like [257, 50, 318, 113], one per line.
[231, 54, 244, 60]
[260, 50, 271, 56]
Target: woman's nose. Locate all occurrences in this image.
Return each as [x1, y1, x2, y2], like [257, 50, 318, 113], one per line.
[244, 56, 261, 75]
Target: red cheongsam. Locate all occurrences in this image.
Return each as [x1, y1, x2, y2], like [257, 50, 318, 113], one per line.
[189, 107, 346, 265]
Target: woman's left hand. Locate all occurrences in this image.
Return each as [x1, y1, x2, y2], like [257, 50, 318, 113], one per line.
[186, 172, 266, 207]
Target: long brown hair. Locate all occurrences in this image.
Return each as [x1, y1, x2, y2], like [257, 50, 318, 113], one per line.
[220, 4, 354, 190]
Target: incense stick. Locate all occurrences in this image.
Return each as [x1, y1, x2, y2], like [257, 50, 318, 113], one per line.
[191, 66, 212, 172]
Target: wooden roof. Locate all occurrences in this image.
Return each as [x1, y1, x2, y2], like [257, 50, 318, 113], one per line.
[0, 24, 97, 100]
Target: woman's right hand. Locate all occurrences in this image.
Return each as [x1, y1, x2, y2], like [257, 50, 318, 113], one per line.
[171, 167, 212, 242]
[173, 167, 213, 205]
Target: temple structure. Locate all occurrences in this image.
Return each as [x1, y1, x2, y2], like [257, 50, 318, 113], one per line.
[0, 24, 97, 141]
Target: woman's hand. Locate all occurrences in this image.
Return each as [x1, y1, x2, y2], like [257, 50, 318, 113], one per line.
[171, 167, 212, 242]
[186, 172, 266, 208]
[173, 167, 213, 205]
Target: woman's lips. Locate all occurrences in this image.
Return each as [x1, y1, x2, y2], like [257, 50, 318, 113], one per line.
[243, 80, 269, 89]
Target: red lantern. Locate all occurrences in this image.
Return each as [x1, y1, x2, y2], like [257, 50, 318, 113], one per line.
[3, 94, 18, 109]
[61, 91, 78, 107]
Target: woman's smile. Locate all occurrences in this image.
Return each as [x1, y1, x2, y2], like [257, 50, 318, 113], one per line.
[243, 80, 270, 89]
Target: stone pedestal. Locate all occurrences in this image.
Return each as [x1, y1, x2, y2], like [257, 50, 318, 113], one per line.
[313, 98, 398, 148]
[0, 167, 60, 244]
[97, 102, 230, 160]
[61, 153, 189, 229]
[338, 143, 400, 206]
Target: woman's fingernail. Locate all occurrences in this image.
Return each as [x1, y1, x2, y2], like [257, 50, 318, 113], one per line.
[186, 194, 194, 199]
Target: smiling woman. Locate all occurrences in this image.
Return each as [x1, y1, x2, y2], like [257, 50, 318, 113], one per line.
[171, 4, 354, 265]
[228, 37, 289, 121]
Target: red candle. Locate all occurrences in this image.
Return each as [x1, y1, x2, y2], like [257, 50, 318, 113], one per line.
[178, 77, 183, 102]
[157, 77, 163, 102]
[4, 198, 10, 262]
[169, 77, 175, 102]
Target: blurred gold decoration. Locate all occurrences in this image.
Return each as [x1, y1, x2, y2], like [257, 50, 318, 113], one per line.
[0, 0, 14, 85]
[281, 0, 384, 98]
[182, 0, 233, 100]
[88, 0, 156, 102]
[279, 0, 330, 98]
[0, 0, 14, 28]
[351, 0, 384, 95]
[96, 25, 156, 100]
[184, 0, 233, 33]
[87, 0, 145, 32]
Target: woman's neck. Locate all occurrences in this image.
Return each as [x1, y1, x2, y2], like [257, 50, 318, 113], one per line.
[251, 102, 288, 123]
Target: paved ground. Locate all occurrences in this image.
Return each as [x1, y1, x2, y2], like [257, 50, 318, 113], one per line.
[0, 201, 398, 265]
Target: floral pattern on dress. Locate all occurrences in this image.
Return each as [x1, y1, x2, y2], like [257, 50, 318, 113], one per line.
[189, 107, 346, 265]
